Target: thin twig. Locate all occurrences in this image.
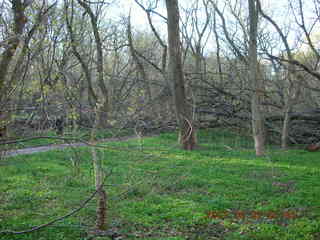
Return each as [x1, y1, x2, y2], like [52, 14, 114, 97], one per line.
[0, 188, 99, 235]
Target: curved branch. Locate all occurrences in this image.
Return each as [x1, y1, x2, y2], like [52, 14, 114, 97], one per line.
[0, 188, 99, 235]
[208, 0, 247, 64]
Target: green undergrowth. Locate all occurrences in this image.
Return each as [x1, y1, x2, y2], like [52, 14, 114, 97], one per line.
[0, 129, 320, 239]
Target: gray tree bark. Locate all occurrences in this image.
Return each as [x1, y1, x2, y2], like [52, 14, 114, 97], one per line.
[165, 0, 197, 150]
[249, 0, 265, 156]
[77, 0, 110, 129]
[77, 0, 108, 230]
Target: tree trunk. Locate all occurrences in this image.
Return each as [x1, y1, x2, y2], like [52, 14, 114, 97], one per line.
[77, 0, 109, 128]
[281, 104, 291, 149]
[91, 106, 107, 230]
[77, 0, 108, 230]
[64, 1, 98, 107]
[97, 99, 109, 129]
[0, 1, 30, 138]
[165, 0, 197, 150]
[0, 1, 29, 97]
[249, 0, 265, 156]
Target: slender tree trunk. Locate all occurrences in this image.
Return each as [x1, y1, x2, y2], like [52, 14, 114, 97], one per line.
[281, 77, 300, 149]
[97, 99, 109, 129]
[65, 0, 98, 107]
[77, 0, 109, 128]
[281, 105, 291, 149]
[249, 0, 265, 156]
[77, 0, 108, 230]
[90, 106, 107, 230]
[213, 11, 223, 84]
[127, 16, 152, 102]
[165, 0, 197, 150]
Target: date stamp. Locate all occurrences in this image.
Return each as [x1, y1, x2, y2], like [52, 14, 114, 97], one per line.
[206, 210, 298, 221]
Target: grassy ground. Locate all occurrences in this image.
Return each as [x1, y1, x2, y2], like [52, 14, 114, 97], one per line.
[1, 129, 320, 239]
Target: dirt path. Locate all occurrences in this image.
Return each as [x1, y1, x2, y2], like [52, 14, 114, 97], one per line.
[3, 135, 143, 157]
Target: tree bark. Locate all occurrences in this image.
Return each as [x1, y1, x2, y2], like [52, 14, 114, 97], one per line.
[77, 0, 109, 230]
[64, 1, 98, 106]
[0, 1, 28, 96]
[77, 0, 109, 128]
[0, 1, 31, 138]
[90, 106, 107, 230]
[165, 0, 197, 150]
[249, 0, 265, 156]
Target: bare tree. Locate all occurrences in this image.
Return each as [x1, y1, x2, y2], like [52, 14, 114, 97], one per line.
[257, 0, 303, 149]
[127, 13, 151, 102]
[65, 0, 98, 107]
[249, 0, 265, 156]
[165, 0, 197, 150]
[77, 0, 110, 129]
[0, 0, 33, 138]
[76, 0, 110, 230]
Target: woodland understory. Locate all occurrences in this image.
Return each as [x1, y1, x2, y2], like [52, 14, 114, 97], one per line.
[1, 0, 320, 237]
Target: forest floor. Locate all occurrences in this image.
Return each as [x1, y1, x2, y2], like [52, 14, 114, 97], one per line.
[1, 129, 320, 240]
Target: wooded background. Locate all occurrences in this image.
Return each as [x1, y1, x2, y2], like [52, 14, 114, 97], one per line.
[1, 0, 320, 154]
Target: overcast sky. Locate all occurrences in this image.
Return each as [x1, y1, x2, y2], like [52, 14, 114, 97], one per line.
[108, 0, 316, 54]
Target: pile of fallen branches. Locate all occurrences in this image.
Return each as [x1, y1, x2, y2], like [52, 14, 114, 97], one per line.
[267, 109, 320, 144]
[196, 99, 320, 145]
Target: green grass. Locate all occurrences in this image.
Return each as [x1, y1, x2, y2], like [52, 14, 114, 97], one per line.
[1, 129, 320, 239]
